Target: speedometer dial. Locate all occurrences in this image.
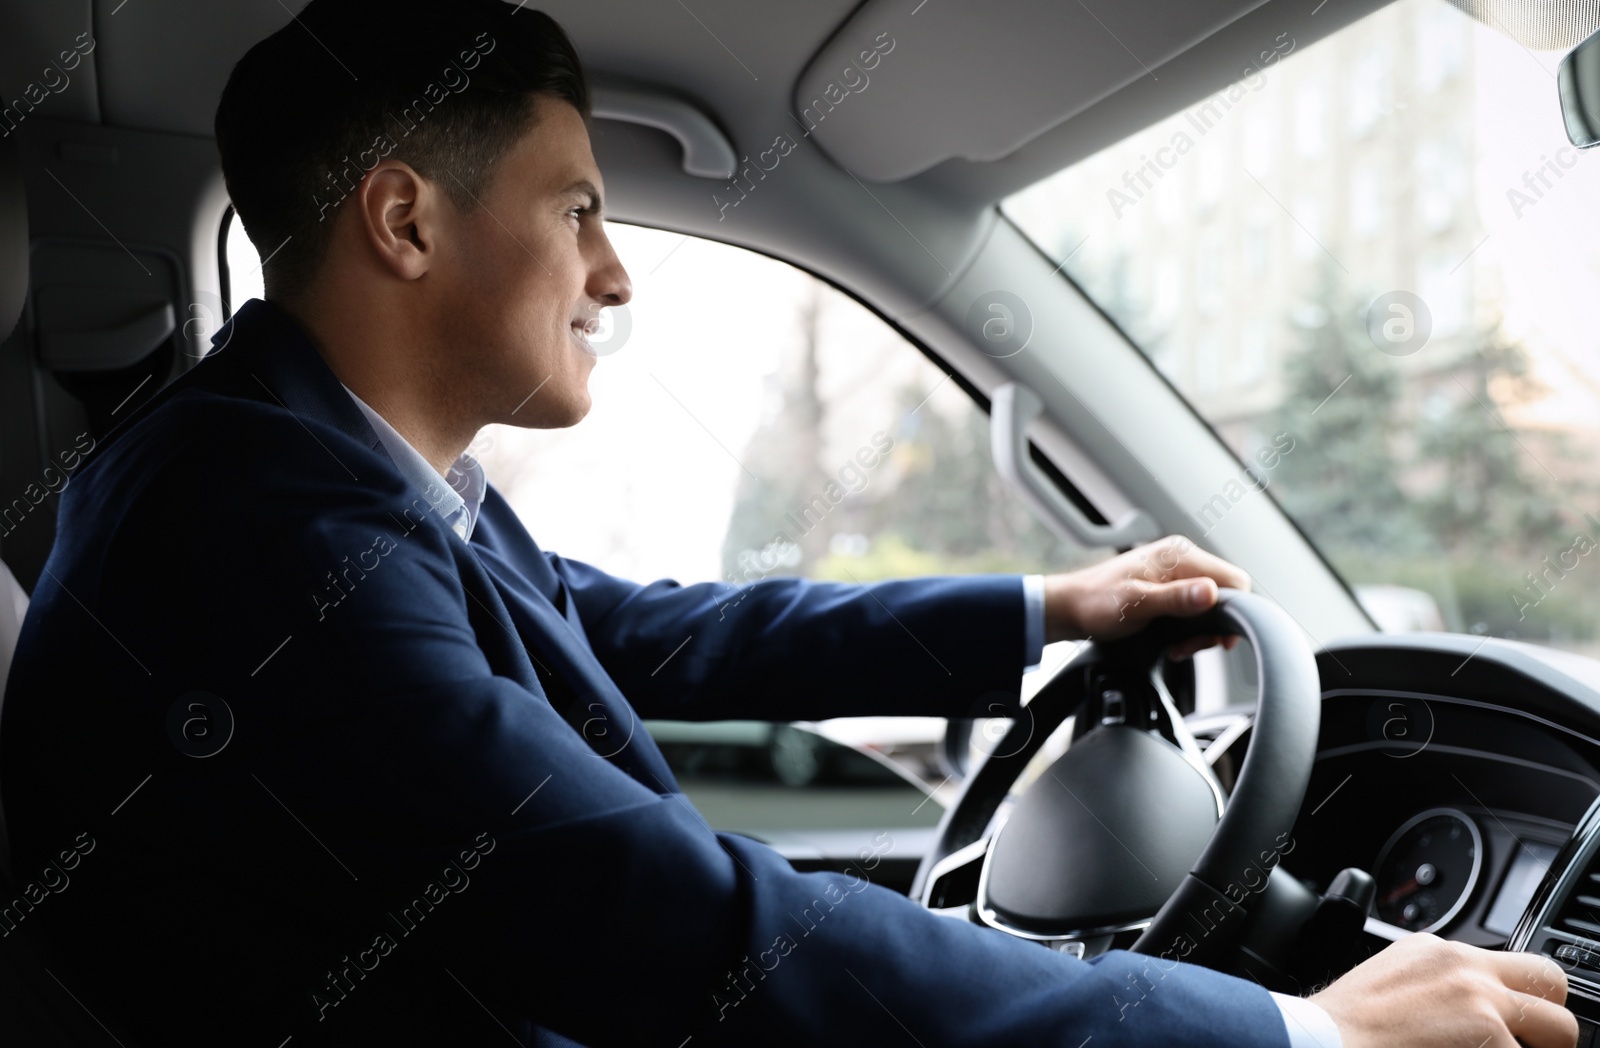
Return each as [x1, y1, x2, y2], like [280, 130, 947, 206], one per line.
[1373, 808, 1483, 933]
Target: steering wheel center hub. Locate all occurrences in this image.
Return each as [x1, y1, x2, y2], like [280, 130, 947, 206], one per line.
[982, 726, 1221, 935]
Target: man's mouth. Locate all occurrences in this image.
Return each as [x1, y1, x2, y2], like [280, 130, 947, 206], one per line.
[570, 319, 599, 357]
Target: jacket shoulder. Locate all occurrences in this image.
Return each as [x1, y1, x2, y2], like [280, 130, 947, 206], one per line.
[94, 385, 349, 469]
[60, 386, 412, 545]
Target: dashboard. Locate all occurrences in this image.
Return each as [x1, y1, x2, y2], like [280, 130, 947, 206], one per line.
[1283, 687, 1597, 947]
[915, 628, 1600, 1038]
[1206, 633, 1600, 1030]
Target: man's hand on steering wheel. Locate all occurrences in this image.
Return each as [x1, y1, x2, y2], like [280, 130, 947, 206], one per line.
[1043, 534, 1252, 659]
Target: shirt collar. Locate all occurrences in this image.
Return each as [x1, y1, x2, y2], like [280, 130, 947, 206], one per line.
[339, 384, 487, 542]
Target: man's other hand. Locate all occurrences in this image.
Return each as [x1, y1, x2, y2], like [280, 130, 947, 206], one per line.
[1311, 933, 1579, 1048]
[1042, 535, 1250, 659]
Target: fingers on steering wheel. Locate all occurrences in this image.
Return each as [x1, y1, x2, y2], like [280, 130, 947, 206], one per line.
[1141, 536, 1253, 593]
[1482, 950, 1569, 1004]
[1165, 634, 1239, 661]
[1494, 986, 1579, 1048]
[1471, 951, 1575, 1048]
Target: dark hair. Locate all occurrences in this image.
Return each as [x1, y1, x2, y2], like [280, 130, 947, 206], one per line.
[215, 0, 589, 302]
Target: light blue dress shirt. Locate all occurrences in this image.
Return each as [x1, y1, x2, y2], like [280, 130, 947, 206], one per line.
[342, 385, 485, 541]
[1272, 992, 1342, 1047]
[340, 391, 1341, 1048]
[1022, 574, 1046, 669]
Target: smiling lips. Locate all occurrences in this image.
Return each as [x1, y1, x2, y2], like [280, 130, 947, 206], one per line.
[570, 316, 600, 357]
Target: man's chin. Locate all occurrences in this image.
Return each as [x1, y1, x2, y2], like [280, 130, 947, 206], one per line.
[506, 384, 590, 429]
[563, 390, 593, 427]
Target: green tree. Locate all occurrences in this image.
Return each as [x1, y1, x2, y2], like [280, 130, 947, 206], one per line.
[720, 282, 1092, 586]
[1266, 275, 1422, 556]
[1411, 331, 1569, 558]
[1267, 270, 1597, 644]
[720, 282, 830, 580]
[848, 384, 1081, 572]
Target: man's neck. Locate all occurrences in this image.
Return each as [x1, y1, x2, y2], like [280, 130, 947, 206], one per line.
[276, 295, 476, 477]
[344, 384, 475, 479]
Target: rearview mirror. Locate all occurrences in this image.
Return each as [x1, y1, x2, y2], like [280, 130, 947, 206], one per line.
[1560, 27, 1600, 147]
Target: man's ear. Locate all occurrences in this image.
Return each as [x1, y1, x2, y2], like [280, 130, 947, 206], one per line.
[354, 161, 438, 281]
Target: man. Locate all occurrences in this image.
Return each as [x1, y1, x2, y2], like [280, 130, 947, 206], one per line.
[0, 1, 1577, 1046]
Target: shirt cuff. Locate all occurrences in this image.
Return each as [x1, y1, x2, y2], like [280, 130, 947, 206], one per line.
[1270, 991, 1342, 1048]
[1022, 574, 1045, 672]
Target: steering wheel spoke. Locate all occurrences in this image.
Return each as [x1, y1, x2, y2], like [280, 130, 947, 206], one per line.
[918, 833, 1150, 961]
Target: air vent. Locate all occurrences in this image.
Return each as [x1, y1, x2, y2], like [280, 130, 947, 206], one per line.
[1514, 801, 1600, 986]
[1552, 864, 1600, 942]
[1521, 827, 1600, 985]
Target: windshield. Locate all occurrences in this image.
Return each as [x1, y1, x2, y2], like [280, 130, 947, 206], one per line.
[1004, 0, 1600, 657]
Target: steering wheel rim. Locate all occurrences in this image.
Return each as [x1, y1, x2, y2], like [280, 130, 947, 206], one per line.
[912, 588, 1321, 967]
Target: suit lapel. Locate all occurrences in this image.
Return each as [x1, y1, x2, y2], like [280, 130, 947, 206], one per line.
[469, 498, 677, 789]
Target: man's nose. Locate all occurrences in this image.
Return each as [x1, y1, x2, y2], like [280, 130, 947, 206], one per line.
[589, 241, 632, 307]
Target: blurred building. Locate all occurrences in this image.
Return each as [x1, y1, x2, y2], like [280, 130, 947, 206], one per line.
[1008, 0, 1491, 451]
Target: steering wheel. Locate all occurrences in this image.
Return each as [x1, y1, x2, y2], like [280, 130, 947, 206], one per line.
[911, 588, 1321, 969]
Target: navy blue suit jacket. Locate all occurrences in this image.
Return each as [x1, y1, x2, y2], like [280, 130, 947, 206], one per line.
[0, 300, 1288, 1046]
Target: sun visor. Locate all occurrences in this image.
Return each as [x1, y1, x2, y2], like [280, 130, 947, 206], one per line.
[791, 0, 1272, 183]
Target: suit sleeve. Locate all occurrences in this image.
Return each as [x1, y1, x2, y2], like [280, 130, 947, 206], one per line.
[556, 553, 1029, 722]
[72, 403, 1291, 1048]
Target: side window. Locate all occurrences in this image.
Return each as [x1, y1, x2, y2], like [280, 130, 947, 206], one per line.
[222, 208, 265, 315]
[471, 224, 1087, 837]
